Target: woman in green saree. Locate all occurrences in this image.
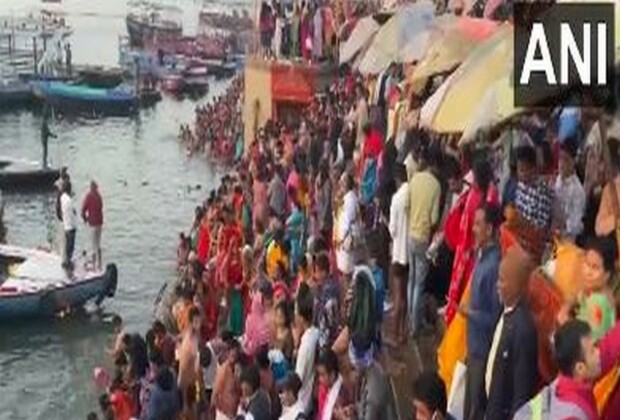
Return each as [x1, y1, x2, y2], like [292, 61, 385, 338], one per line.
[286, 196, 305, 274]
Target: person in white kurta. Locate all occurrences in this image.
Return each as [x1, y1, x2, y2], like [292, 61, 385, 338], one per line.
[388, 164, 409, 342]
[335, 173, 358, 277]
[272, 16, 283, 59]
[312, 7, 323, 61]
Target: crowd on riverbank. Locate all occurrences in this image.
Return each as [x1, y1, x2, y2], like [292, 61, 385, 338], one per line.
[179, 76, 244, 163]
[92, 9, 620, 420]
[94, 49, 620, 420]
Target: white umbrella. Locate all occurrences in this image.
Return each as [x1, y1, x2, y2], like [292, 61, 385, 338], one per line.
[339, 15, 380, 65]
[356, 1, 435, 75]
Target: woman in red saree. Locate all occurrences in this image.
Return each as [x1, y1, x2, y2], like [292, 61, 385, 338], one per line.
[196, 215, 210, 265]
[357, 122, 383, 178]
[444, 160, 499, 325]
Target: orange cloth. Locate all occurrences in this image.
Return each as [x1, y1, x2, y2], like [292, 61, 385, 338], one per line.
[595, 367, 620, 414]
[527, 269, 562, 384]
[438, 281, 471, 391]
[553, 241, 585, 302]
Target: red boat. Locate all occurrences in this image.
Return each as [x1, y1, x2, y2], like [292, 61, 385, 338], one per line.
[143, 35, 230, 60]
[160, 74, 184, 94]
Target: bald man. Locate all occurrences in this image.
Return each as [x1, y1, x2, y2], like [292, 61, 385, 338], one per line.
[484, 246, 539, 420]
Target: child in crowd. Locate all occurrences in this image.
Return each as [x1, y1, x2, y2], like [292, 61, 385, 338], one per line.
[271, 300, 294, 379]
[109, 314, 125, 356]
[279, 372, 306, 420]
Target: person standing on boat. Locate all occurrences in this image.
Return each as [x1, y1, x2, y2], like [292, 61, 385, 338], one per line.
[64, 43, 72, 77]
[82, 180, 104, 270]
[60, 181, 78, 271]
[41, 110, 56, 169]
[54, 167, 70, 251]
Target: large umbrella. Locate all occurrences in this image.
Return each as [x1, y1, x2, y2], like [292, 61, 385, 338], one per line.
[459, 73, 524, 145]
[420, 23, 513, 133]
[409, 16, 499, 83]
[339, 15, 380, 64]
[356, 1, 435, 75]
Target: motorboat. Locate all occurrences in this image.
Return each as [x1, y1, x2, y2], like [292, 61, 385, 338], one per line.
[0, 156, 59, 192]
[32, 81, 138, 116]
[0, 244, 118, 319]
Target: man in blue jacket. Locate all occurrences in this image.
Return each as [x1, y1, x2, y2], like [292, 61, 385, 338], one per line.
[459, 204, 502, 420]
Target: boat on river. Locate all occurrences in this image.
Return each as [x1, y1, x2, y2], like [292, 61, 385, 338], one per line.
[0, 244, 118, 319]
[0, 78, 35, 109]
[126, 1, 183, 47]
[32, 81, 138, 115]
[0, 157, 59, 192]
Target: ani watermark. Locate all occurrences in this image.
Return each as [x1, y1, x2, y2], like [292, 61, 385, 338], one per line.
[514, 2, 616, 107]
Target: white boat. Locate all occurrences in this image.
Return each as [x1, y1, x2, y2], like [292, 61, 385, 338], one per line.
[0, 244, 117, 319]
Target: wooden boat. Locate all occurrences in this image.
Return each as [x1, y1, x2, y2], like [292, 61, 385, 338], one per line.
[139, 88, 162, 107]
[0, 244, 118, 319]
[32, 81, 138, 116]
[160, 73, 184, 94]
[0, 157, 59, 192]
[202, 59, 237, 79]
[75, 67, 124, 89]
[198, 8, 253, 32]
[126, 2, 183, 47]
[183, 76, 209, 97]
[0, 79, 35, 109]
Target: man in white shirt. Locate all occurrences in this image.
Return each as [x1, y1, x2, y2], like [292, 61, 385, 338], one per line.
[294, 291, 320, 414]
[60, 181, 78, 270]
[553, 141, 586, 241]
[388, 164, 409, 343]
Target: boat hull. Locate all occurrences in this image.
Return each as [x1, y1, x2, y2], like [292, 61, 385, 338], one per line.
[126, 16, 182, 48]
[0, 264, 117, 319]
[33, 81, 138, 116]
[0, 167, 60, 192]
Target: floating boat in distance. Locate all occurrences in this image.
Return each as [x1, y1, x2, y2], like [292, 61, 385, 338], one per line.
[160, 73, 184, 94]
[32, 81, 138, 116]
[0, 245, 118, 319]
[0, 156, 59, 192]
[75, 67, 125, 89]
[126, 1, 183, 47]
[202, 59, 237, 79]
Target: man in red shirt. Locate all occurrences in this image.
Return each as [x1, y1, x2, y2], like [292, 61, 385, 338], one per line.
[82, 180, 104, 270]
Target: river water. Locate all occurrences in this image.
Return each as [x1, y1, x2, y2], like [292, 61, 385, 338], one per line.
[0, 0, 231, 418]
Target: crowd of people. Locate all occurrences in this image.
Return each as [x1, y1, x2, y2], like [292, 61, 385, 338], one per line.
[93, 8, 620, 420]
[179, 77, 244, 164]
[257, 0, 340, 62]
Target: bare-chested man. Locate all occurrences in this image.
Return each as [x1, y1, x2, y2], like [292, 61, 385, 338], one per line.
[178, 307, 202, 420]
[212, 337, 241, 420]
